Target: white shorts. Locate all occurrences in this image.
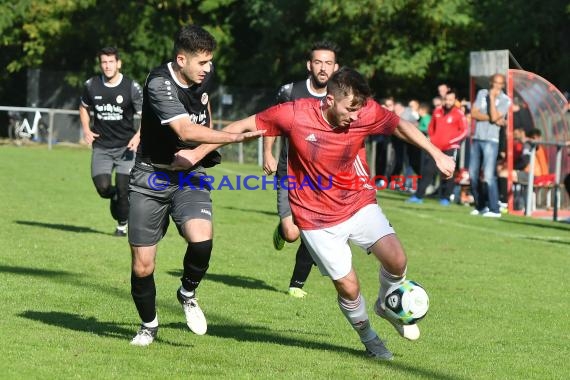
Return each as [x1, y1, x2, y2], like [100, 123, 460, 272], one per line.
[300, 203, 395, 280]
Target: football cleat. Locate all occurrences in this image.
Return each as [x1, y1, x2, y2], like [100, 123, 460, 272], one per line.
[114, 223, 127, 237]
[375, 298, 420, 341]
[177, 288, 207, 335]
[130, 325, 158, 346]
[363, 335, 393, 360]
[287, 287, 307, 298]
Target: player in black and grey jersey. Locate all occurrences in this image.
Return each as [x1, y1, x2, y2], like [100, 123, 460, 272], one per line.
[80, 47, 143, 236]
[128, 25, 263, 346]
[262, 41, 339, 299]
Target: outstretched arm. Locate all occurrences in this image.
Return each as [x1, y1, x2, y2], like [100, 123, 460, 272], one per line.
[171, 115, 262, 169]
[169, 116, 261, 145]
[393, 118, 455, 178]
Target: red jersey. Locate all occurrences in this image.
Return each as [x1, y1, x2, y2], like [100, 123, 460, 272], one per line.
[427, 106, 467, 151]
[256, 98, 399, 229]
[513, 141, 523, 163]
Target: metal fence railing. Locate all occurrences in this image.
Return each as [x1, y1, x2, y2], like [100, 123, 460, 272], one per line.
[524, 141, 568, 221]
[0, 106, 270, 166]
[0, 105, 79, 150]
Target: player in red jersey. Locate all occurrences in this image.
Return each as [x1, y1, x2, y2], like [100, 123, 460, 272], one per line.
[173, 67, 455, 360]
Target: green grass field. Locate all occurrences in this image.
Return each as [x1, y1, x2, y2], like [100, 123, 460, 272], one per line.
[1, 145, 569, 379]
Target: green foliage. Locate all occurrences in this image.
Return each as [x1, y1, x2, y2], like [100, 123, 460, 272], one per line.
[302, 0, 476, 96]
[1, 0, 94, 72]
[0, 0, 568, 102]
[474, 0, 570, 89]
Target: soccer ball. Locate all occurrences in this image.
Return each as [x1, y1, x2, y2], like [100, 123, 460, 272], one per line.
[384, 280, 429, 325]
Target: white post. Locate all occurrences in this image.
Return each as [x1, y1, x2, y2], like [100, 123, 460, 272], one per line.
[525, 144, 536, 216]
[257, 138, 262, 166]
[48, 111, 55, 150]
[553, 145, 562, 221]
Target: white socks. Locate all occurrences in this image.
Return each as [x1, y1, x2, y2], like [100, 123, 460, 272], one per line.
[338, 293, 377, 343]
[142, 315, 158, 328]
[378, 266, 406, 306]
[179, 286, 195, 298]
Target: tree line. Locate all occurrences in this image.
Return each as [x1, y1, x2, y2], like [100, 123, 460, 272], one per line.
[0, 0, 568, 107]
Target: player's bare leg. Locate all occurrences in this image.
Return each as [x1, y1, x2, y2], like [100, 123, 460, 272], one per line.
[273, 215, 300, 250]
[280, 216, 300, 242]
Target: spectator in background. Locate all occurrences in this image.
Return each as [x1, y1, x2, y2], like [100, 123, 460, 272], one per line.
[438, 82, 462, 108]
[496, 120, 508, 209]
[372, 97, 396, 185]
[407, 90, 466, 205]
[527, 128, 552, 185]
[460, 99, 471, 120]
[382, 97, 395, 111]
[405, 99, 423, 179]
[432, 96, 442, 109]
[438, 83, 450, 99]
[497, 127, 531, 184]
[417, 103, 431, 135]
[408, 103, 433, 188]
[79, 47, 143, 236]
[469, 73, 511, 218]
[408, 99, 420, 121]
[496, 127, 530, 211]
[390, 102, 418, 186]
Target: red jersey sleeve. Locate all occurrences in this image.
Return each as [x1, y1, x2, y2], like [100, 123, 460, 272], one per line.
[255, 103, 294, 137]
[365, 101, 400, 135]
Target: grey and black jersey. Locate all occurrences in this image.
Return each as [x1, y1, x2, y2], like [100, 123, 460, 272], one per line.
[138, 62, 215, 166]
[81, 74, 143, 149]
[275, 79, 326, 177]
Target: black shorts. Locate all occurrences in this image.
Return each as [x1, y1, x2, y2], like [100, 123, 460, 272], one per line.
[91, 146, 135, 177]
[276, 175, 292, 219]
[128, 162, 213, 246]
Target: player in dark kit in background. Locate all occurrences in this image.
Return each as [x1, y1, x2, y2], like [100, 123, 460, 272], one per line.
[128, 25, 264, 346]
[80, 47, 143, 236]
[263, 41, 340, 298]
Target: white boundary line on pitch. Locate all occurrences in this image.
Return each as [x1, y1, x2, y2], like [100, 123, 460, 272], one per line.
[393, 207, 570, 244]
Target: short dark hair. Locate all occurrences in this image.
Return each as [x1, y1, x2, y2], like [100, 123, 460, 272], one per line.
[327, 67, 372, 107]
[445, 89, 457, 98]
[173, 25, 217, 57]
[309, 40, 340, 60]
[98, 47, 119, 61]
[528, 128, 542, 138]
